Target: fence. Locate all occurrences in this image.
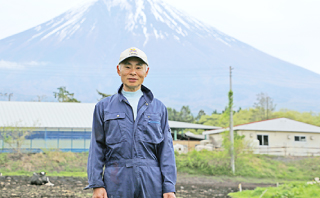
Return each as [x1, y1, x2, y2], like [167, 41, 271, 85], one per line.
[251, 146, 320, 156]
[0, 130, 91, 153]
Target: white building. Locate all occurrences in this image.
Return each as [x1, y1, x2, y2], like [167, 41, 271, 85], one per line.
[0, 101, 218, 152]
[203, 118, 320, 156]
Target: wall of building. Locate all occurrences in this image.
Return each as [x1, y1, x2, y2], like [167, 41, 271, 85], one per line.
[0, 127, 91, 153]
[173, 140, 201, 151]
[237, 130, 320, 156]
[207, 133, 224, 148]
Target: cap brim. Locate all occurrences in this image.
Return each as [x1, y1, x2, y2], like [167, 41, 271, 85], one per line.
[119, 56, 148, 65]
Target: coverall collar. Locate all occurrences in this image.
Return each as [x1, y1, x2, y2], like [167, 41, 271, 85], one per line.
[117, 84, 154, 104]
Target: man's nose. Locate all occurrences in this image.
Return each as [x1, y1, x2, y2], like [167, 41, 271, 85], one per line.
[129, 69, 137, 75]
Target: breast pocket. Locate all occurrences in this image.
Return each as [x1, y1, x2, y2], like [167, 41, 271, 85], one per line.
[142, 113, 164, 144]
[104, 112, 126, 144]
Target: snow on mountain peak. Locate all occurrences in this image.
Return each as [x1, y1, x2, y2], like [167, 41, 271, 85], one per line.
[27, 0, 97, 42]
[22, 0, 236, 46]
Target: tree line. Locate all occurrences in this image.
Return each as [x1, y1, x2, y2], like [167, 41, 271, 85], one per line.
[52, 86, 110, 102]
[167, 93, 320, 134]
[52, 87, 320, 130]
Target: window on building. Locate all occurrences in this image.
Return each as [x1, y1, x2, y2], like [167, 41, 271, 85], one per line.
[294, 136, 306, 142]
[257, 135, 269, 146]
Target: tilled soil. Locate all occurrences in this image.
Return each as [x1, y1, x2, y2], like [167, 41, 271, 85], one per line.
[0, 176, 89, 198]
[0, 175, 275, 198]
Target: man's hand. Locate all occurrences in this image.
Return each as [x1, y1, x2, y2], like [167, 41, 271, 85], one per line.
[163, 192, 176, 198]
[92, 187, 108, 198]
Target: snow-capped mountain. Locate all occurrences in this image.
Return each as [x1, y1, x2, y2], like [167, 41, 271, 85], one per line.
[1, 0, 320, 112]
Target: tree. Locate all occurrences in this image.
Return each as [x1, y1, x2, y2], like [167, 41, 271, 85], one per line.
[253, 92, 276, 120]
[167, 107, 179, 121]
[273, 109, 320, 127]
[180, 106, 194, 123]
[53, 86, 80, 103]
[97, 90, 111, 101]
[167, 106, 195, 123]
[212, 109, 219, 115]
[233, 108, 257, 125]
[197, 114, 221, 126]
[1, 121, 37, 156]
[195, 110, 206, 121]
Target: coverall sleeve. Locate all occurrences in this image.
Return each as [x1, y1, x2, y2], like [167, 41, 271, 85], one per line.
[84, 103, 106, 190]
[157, 107, 177, 193]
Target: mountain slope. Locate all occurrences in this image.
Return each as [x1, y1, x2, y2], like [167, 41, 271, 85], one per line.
[1, 0, 319, 112]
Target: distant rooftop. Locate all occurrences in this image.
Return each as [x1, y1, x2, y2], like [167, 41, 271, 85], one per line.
[0, 101, 219, 130]
[203, 118, 320, 135]
[184, 131, 205, 140]
[169, 121, 218, 130]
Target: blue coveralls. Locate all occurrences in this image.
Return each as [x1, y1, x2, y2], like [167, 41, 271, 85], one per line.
[85, 84, 176, 198]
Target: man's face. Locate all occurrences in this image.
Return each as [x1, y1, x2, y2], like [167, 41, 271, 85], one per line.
[117, 57, 149, 92]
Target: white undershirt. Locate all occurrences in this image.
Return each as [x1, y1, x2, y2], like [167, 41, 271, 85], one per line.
[122, 88, 143, 120]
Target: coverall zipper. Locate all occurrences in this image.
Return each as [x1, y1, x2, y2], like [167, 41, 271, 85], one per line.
[124, 99, 147, 158]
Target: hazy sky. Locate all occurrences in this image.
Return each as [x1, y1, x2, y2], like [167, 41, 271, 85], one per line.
[0, 0, 319, 74]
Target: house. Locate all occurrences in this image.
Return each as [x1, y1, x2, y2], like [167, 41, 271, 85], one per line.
[0, 101, 219, 153]
[203, 118, 320, 156]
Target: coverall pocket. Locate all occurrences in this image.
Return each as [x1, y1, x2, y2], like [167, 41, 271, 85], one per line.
[143, 113, 164, 144]
[104, 112, 126, 144]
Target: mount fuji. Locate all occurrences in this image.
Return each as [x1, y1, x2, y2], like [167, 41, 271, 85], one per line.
[1, 0, 320, 113]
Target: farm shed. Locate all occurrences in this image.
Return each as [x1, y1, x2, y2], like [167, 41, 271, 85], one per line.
[0, 101, 219, 153]
[203, 118, 320, 156]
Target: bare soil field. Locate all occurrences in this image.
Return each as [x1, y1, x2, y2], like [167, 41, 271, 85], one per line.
[0, 174, 275, 198]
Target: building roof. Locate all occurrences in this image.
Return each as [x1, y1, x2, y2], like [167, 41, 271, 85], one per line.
[0, 101, 95, 129]
[183, 131, 205, 140]
[0, 101, 219, 130]
[169, 121, 219, 130]
[203, 118, 320, 135]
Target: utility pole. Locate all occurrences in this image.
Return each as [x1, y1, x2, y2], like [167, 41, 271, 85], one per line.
[229, 66, 235, 174]
[266, 96, 269, 119]
[8, 93, 13, 101]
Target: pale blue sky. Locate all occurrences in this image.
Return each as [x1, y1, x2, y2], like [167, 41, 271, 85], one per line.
[0, 0, 319, 74]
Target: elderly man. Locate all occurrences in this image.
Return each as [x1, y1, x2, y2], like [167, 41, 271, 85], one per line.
[85, 47, 177, 198]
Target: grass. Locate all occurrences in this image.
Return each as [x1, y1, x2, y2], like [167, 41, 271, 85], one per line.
[1, 150, 320, 182]
[0, 151, 88, 177]
[175, 150, 320, 181]
[228, 182, 320, 198]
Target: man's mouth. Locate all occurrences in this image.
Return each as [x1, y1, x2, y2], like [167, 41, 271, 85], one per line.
[128, 78, 138, 82]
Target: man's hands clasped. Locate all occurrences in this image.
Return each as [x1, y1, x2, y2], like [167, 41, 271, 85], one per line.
[92, 187, 108, 198]
[92, 188, 176, 198]
[163, 192, 176, 198]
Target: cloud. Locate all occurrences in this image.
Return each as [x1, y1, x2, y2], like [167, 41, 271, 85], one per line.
[0, 60, 47, 69]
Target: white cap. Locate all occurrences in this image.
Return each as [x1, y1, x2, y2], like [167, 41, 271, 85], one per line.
[119, 47, 148, 65]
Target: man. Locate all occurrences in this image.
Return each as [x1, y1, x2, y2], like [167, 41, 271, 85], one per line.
[85, 47, 177, 198]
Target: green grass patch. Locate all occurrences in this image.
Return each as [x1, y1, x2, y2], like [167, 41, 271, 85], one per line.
[1, 151, 320, 182]
[0, 151, 88, 176]
[175, 151, 320, 181]
[228, 182, 320, 198]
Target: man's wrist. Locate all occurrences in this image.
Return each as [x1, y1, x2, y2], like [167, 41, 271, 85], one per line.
[163, 184, 176, 194]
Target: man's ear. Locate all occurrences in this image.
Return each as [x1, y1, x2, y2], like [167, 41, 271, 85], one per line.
[117, 65, 121, 76]
[145, 66, 149, 77]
